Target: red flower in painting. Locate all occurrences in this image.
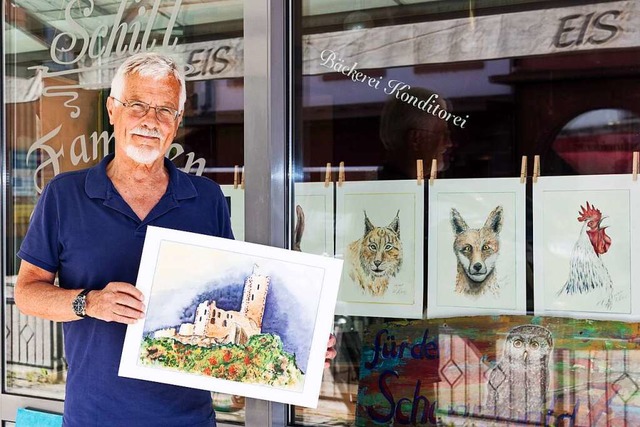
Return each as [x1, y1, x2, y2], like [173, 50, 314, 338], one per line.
[244, 356, 251, 365]
[208, 357, 217, 365]
[229, 365, 238, 376]
[223, 351, 232, 363]
[203, 367, 212, 376]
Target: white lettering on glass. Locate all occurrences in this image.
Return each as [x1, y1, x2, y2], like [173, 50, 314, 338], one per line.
[320, 49, 470, 128]
[27, 132, 206, 193]
[50, 0, 181, 65]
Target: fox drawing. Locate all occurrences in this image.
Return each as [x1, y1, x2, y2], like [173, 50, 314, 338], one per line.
[450, 206, 503, 297]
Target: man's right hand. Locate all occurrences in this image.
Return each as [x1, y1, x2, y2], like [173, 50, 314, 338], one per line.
[86, 282, 146, 324]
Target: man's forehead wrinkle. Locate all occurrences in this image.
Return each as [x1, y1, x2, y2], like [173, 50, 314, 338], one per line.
[123, 79, 180, 109]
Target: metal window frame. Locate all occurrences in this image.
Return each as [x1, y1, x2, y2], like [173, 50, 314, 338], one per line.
[243, 0, 292, 424]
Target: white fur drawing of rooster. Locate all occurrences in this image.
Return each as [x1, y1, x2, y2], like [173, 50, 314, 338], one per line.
[557, 201, 614, 309]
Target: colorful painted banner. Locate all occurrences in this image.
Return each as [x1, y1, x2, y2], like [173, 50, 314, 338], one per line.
[357, 316, 640, 426]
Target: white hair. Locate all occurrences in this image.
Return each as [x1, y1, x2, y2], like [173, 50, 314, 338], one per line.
[109, 52, 186, 113]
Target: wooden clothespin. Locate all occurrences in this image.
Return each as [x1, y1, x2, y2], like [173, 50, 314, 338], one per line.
[429, 159, 437, 186]
[520, 156, 527, 184]
[338, 161, 345, 187]
[416, 159, 424, 185]
[324, 163, 332, 188]
[532, 155, 540, 183]
[233, 165, 239, 189]
[241, 166, 245, 189]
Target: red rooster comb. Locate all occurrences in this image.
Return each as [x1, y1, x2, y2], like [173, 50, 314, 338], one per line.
[577, 201, 602, 223]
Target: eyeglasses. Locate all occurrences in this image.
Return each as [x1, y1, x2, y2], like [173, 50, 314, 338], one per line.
[111, 97, 179, 124]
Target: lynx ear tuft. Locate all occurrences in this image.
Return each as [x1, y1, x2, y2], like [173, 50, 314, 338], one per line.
[388, 210, 400, 237]
[364, 210, 374, 235]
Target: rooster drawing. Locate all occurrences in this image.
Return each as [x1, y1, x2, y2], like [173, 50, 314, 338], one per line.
[558, 202, 614, 309]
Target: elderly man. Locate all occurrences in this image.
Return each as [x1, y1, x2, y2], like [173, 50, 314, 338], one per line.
[15, 52, 335, 426]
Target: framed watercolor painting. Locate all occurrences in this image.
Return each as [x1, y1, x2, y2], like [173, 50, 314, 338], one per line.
[427, 178, 526, 318]
[220, 185, 245, 241]
[293, 182, 334, 256]
[533, 174, 640, 321]
[335, 180, 424, 319]
[119, 226, 343, 408]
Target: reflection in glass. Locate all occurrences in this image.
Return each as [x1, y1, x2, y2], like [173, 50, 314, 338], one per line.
[551, 109, 640, 175]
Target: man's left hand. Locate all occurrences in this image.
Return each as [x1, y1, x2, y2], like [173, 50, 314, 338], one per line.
[324, 333, 337, 368]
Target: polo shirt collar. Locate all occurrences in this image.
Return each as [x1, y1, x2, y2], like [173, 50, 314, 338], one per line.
[85, 153, 197, 201]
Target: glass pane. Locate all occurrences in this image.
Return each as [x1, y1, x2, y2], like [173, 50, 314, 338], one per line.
[550, 109, 640, 175]
[293, 0, 640, 425]
[3, 0, 246, 422]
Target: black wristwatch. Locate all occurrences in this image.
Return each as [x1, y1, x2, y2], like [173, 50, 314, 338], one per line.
[72, 289, 91, 318]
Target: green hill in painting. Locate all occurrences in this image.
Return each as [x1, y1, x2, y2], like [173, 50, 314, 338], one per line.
[140, 333, 303, 389]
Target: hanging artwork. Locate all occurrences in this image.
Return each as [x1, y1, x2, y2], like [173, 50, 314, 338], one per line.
[335, 180, 424, 318]
[119, 226, 343, 408]
[533, 174, 640, 320]
[427, 178, 526, 318]
[220, 185, 245, 241]
[293, 182, 334, 256]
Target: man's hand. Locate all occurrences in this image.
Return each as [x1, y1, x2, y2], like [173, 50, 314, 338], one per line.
[324, 333, 337, 368]
[85, 282, 145, 324]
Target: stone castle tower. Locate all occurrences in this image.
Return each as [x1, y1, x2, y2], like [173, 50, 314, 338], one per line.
[172, 264, 271, 345]
[240, 264, 270, 329]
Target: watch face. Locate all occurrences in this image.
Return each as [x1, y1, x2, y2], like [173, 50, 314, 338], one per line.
[73, 294, 86, 317]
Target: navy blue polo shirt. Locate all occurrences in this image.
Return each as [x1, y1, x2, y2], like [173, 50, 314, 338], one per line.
[18, 154, 233, 427]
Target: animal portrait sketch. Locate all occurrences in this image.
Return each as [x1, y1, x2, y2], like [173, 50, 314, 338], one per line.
[450, 206, 503, 297]
[484, 324, 554, 423]
[346, 210, 403, 296]
[558, 201, 616, 309]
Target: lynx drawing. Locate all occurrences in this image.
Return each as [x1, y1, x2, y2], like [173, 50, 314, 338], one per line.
[346, 211, 403, 296]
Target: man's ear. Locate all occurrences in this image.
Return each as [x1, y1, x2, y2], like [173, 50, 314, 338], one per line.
[407, 129, 422, 154]
[106, 97, 116, 125]
[173, 112, 184, 138]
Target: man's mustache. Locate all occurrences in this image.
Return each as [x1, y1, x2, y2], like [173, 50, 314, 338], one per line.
[131, 127, 163, 139]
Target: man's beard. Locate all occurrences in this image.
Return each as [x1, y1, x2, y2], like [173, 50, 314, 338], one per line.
[126, 126, 164, 164]
[125, 144, 162, 165]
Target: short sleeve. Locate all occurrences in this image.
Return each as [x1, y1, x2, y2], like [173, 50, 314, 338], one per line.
[215, 184, 235, 240]
[17, 182, 61, 272]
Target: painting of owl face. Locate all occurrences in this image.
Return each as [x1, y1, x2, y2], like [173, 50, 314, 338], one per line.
[484, 325, 554, 423]
[503, 325, 553, 365]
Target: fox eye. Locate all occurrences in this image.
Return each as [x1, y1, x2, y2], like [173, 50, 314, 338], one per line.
[482, 244, 491, 251]
[461, 245, 472, 253]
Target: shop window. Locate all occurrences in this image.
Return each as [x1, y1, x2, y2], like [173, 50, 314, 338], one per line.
[292, 1, 640, 425]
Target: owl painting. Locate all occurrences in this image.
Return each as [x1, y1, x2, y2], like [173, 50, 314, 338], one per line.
[483, 325, 553, 423]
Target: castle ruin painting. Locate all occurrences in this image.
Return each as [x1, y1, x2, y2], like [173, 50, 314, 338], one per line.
[139, 264, 304, 390]
[154, 264, 269, 347]
[120, 227, 343, 407]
